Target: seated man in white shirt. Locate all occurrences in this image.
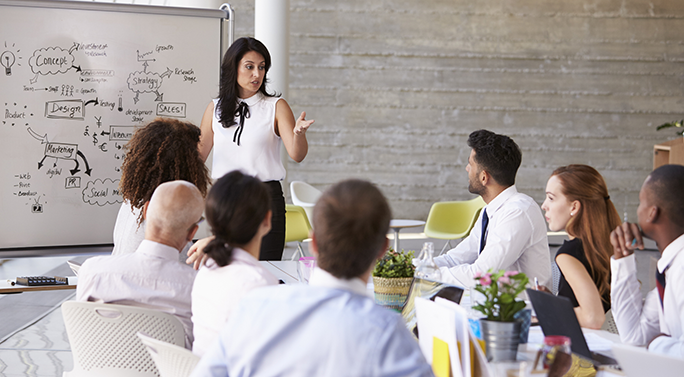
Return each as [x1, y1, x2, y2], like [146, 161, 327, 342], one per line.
[610, 164, 684, 358]
[434, 129, 551, 288]
[191, 179, 433, 377]
[76, 180, 204, 348]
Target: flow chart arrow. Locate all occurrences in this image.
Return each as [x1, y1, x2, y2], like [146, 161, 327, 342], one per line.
[84, 97, 99, 107]
[27, 127, 49, 144]
[69, 42, 79, 54]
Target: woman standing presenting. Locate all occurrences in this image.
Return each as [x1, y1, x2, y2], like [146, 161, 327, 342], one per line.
[540, 165, 621, 329]
[198, 37, 313, 260]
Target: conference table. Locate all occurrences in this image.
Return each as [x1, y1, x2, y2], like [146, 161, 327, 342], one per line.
[0, 260, 625, 376]
[0, 261, 300, 294]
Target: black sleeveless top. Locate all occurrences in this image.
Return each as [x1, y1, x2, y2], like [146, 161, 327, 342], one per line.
[556, 238, 611, 313]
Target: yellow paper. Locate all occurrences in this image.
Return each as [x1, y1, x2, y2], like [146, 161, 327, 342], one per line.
[432, 337, 452, 377]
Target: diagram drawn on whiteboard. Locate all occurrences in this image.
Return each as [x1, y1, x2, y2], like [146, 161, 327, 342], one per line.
[128, 49, 172, 104]
[28, 43, 81, 84]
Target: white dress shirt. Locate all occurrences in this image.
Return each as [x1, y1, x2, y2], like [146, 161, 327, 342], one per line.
[611, 234, 684, 357]
[76, 239, 197, 348]
[190, 267, 433, 377]
[191, 248, 278, 356]
[434, 185, 551, 288]
[111, 201, 145, 256]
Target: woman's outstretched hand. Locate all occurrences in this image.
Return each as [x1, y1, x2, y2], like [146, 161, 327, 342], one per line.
[294, 111, 314, 135]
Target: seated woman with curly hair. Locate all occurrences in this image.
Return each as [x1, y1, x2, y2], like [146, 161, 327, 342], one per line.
[112, 118, 210, 256]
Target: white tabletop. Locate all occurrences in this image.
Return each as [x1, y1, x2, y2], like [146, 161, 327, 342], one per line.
[260, 261, 300, 284]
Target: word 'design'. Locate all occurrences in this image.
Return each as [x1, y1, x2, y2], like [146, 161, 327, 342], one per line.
[156, 102, 186, 118]
[45, 142, 77, 160]
[45, 99, 85, 120]
[108, 126, 139, 141]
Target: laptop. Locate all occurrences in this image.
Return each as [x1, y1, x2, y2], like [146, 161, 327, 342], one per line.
[402, 277, 464, 333]
[526, 288, 619, 366]
[612, 343, 684, 377]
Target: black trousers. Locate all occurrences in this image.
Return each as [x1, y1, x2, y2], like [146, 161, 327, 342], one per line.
[259, 181, 285, 260]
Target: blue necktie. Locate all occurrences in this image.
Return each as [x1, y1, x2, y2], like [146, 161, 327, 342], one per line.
[479, 208, 489, 254]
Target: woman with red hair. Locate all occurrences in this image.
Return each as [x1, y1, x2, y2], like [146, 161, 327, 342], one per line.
[541, 164, 621, 329]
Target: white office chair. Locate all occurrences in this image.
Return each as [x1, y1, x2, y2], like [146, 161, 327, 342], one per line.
[137, 332, 199, 377]
[62, 301, 185, 377]
[290, 181, 322, 225]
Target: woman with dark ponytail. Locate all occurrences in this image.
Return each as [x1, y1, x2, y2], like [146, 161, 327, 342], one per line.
[191, 170, 279, 356]
[540, 165, 622, 329]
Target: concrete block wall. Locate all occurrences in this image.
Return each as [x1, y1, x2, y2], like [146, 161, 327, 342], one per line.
[227, 0, 684, 221]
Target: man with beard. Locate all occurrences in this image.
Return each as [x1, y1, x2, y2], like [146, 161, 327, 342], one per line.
[433, 129, 551, 288]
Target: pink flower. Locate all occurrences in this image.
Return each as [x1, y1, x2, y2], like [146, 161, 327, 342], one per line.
[474, 271, 483, 279]
[498, 276, 511, 285]
[480, 275, 492, 286]
[504, 270, 518, 277]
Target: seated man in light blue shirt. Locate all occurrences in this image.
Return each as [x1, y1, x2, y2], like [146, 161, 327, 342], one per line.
[191, 179, 433, 377]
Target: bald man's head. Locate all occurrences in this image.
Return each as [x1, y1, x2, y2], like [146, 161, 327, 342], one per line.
[145, 180, 204, 247]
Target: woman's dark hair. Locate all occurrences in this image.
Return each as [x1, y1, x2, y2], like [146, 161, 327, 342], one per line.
[217, 37, 277, 128]
[119, 117, 210, 224]
[203, 170, 271, 267]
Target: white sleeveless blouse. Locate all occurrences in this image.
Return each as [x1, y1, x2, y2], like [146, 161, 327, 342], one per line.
[211, 93, 285, 181]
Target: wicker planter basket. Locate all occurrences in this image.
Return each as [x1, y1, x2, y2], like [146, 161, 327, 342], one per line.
[372, 276, 414, 310]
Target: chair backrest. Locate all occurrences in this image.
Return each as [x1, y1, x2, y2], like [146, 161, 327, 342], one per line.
[424, 197, 486, 240]
[62, 301, 185, 377]
[290, 181, 322, 223]
[137, 332, 199, 377]
[285, 204, 312, 243]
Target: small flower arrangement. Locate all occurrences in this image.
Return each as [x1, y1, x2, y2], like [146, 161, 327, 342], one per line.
[372, 248, 416, 279]
[472, 269, 529, 322]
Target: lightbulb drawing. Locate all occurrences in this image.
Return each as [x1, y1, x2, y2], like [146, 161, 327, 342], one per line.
[1, 51, 15, 76]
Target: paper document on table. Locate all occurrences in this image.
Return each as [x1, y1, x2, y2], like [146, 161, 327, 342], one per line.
[415, 297, 464, 377]
[584, 333, 614, 352]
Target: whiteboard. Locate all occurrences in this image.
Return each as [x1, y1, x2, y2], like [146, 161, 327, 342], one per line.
[0, 0, 227, 249]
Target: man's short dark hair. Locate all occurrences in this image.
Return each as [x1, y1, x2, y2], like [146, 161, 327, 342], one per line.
[646, 164, 684, 225]
[467, 129, 522, 187]
[312, 179, 391, 279]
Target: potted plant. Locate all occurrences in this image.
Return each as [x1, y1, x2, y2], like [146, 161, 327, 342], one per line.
[472, 269, 529, 362]
[372, 248, 415, 310]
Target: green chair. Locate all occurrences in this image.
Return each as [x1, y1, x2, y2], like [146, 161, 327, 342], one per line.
[424, 197, 486, 254]
[285, 204, 312, 261]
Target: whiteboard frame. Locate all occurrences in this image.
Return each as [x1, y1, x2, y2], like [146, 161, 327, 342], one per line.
[0, 0, 233, 255]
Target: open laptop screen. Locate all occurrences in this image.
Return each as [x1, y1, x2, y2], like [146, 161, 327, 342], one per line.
[526, 288, 593, 359]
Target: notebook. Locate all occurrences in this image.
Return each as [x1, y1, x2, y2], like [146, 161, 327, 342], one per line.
[612, 343, 684, 377]
[402, 277, 464, 333]
[526, 288, 618, 366]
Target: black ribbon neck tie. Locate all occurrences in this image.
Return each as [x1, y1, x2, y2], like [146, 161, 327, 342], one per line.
[479, 208, 489, 254]
[233, 101, 251, 146]
[656, 267, 668, 309]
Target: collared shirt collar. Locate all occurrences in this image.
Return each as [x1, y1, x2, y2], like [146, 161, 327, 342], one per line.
[136, 239, 181, 261]
[231, 247, 261, 266]
[309, 267, 368, 296]
[203, 247, 260, 269]
[657, 233, 684, 273]
[484, 185, 518, 217]
[238, 92, 262, 107]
